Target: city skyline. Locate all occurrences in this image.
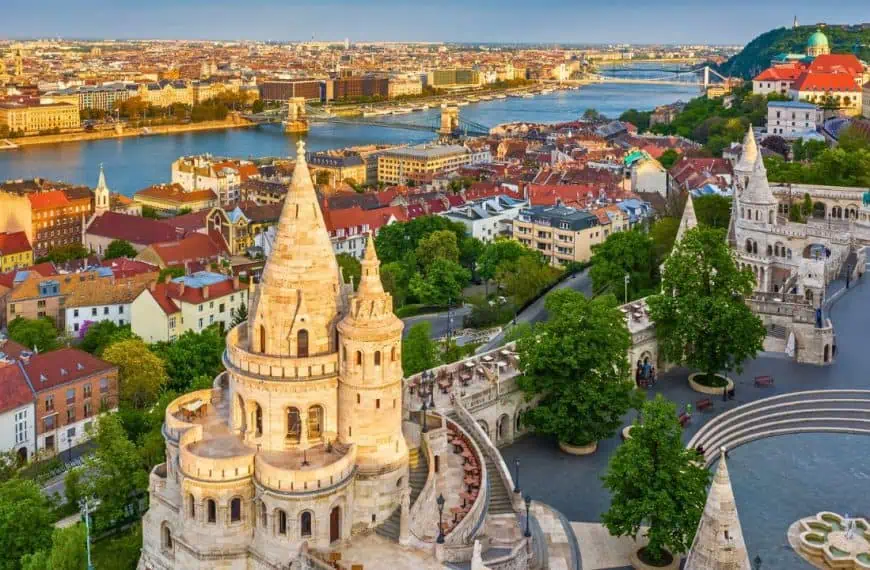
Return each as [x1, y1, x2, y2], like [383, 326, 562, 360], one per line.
[2, 0, 869, 45]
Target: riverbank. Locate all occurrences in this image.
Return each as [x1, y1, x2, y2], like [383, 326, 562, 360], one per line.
[2, 117, 256, 150]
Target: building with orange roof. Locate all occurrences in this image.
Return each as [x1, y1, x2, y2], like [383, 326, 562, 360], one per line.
[790, 70, 863, 115]
[753, 63, 805, 96]
[133, 183, 218, 214]
[63, 269, 158, 335]
[0, 231, 33, 272]
[171, 156, 260, 205]
[134, 231, 228, 269]
[322, 205, 406, 259]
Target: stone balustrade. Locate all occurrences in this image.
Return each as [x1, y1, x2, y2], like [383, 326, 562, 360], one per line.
[408, 421, 441, 541]
[254, 444, 357, 494]
[164, 388, 215, 442]
[178, 427, 255, 483]
[443, 416, 488, 547]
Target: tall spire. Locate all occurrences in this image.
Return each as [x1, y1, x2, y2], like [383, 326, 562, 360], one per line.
[247, 139, 342, 357]
[94, 163, 110, 215]
[675, 193, 698, 245]
[734, 127, 758, 192]
[357, 233, 385, 297]
[741, 154, 776, 206]
[684, 448, 751, 570]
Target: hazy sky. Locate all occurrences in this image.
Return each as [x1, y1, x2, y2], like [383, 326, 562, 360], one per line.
[2, 0, 868, 45]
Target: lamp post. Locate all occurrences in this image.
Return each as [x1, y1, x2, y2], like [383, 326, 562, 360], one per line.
[513, 458, 521, 493]
[524, 494, 532, 537]
[421, 400, 429, 434]
[436, 494, 446, 544]
[624, 273, 630, 304]
[79, 496, 95, 570]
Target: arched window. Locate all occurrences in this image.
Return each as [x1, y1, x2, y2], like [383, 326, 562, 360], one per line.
[188, 494, 196, 519]
[230, 498, 242, 522]
[162, 523, 173, 550]
[287, 407, 301, 443]
[297, 329, 309, 357]
[745, 239, 753, 253]
[254, 403, 263, 437]
[374, 351, 381, 366]
[769, 210, 773, 224]
[767, 244, 773, 256]
[342, 346, 347, 362]
[259, 325, 266, 353]
[753, 242, 758, 254]
[260, 502, 267, 528]
[300, 511, 313, 537]
[277, 509, 288, 535]
[308, 405, 323, 440]
[355, 351, 362, 366]
[391, 346, 397, 361]
[207, 499, 217, 524]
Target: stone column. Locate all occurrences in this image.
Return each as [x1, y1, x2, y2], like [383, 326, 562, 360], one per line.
[398, 487, 411, 546]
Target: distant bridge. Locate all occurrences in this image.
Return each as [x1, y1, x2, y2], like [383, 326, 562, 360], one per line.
[241, 99, 491, 138]
[590, 65, 730, 90]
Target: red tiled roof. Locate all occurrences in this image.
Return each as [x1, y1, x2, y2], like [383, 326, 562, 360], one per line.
[146, 278, 241, 313]
[0, 231, 32, 256]
[165, 210, 209, 234]
[426, 199, 447, 214]
[446, 195, 466, 207]
[528, 184, 597, 208]
[324, 205, 405, 234]
[141, 287, 180, 315]
[87, 212, 179, 245]
[135, 183, 217, 204]
[792, 71, 860, 92]
[100, 258, 159, 279]
[808, 54, 864, 78]
[0, 364, 33, 414]
[754, 64, 804, 82]
[22, 348, 116, 393]
[27, 190, 69, 210]
[146, 232, 227, 266]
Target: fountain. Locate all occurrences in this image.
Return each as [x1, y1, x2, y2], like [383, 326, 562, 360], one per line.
[788, 512, 870, 569]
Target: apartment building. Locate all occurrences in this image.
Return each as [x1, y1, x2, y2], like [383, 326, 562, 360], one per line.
[0, 231, 33, 272]
[63, 270, 158, 335]
[512, 205, 602, 266]
[0, 339, 36, 461]
[131, 272, 248, 342]
[0, 101, 80, 135]
[766, 101, 820, 138]
[44, 83, 136, 111]
[442, 195, 529, 243]
[258, 79, 323, 102]
[133, 183, 218, 214]
[377, 144, 471, 185]
[307, 152, 367, 186]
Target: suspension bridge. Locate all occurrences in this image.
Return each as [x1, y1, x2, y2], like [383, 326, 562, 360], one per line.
[241, 98, 491, 138]
[588, 64, 730, 90]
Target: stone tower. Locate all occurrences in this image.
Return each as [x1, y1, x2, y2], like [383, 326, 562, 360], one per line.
[675, 193, 698, 245]
[684, 449, 751, 570]
[337, 236, 408, 523]
[94, 164, 110, 215]
[740, 154, 778, 228]
[734, 127, 758, 194]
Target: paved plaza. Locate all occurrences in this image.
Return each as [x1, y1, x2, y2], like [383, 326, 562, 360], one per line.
[500, 274, 870, 569]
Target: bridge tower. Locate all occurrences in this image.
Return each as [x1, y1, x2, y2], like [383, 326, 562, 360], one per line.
[439, 106, 460, 137]
[284, 97, 309, 134]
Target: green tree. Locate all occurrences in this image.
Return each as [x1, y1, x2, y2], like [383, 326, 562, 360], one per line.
[649, 217, 680, 262]
[647, 227, 765, 383]
[80, 321, 136, 355]
[0, 450, 22, 483]
[402, 322, 438, 376]
[141, 205, 160, 220]
[84, 415, 148, 530]
[415, 230, 460, 270]
[658, 148, 680, 169]
[409, 259, 469, 307]
[374, 216, 467, 264]
[103, 239, 137, 260]
[251, 99, 265, 114]
[0, 478, 54, 570]
[618, 109, 651, 132]
[498, 254, 557, 306]
[36, 244, 89, 264]
[336, 253, 362, 291]
[478, 239, 531, 292]
[517, 290, 638, 446]
[8, 317, 59, 352]
[381, 262, 409, 308]
[22, 524, 88, 570]
[590, 229, 658, 301]
[64, 468, 83, 507]
[150, 327, 225, 393]
[230, 303, 248, 327]
[102, 339, 168, 408]
[582, 108, 603, 121]
[157, 266, 184, 282]
[602, 395, 711, 563]
[459, 237, 485, 277]
[693, 194, 733, 229]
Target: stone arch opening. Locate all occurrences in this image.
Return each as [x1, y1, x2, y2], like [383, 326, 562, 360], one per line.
[253, 402, 263, 437]
[824, 344, 830, 363]
[230, 497, 242, 523]
[161, 522, 173, 551]
[188, 494, 196, 519]
[497, 413, 511, 443]
[259, 325, 266, 353]
[329, 506, 341, 543]
[287, 407, 301, 443]
[308, 405, 323, 440]
[206, 499, 217, 523]
[355, 351, 362, 366]
[297, 329, 309, 358]
[236, 395, 247, 434]
[300, 510, 313, 538]
[374, 351, 381, 366]
[277, 509, 288, 535]
[813, 202, 826, 219]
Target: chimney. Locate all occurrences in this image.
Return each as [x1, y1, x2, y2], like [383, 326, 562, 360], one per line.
[203, 285, 210, 299]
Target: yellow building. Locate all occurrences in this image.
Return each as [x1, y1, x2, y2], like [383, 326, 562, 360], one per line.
[138, 81, 193, 107]
[133, 183, 217, 214]
[512, 205, 604, 265]
[0, 231, 33, 272]
[308, 152, 367, 186]
[377, 144, 471, 184]
[0, 102, 80, 135]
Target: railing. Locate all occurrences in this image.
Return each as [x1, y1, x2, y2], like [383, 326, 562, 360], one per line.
[484, 537, 533, 570]
[462, 374, 520, 412]
[408, 421, 439, 541]
[443, 416, 488, 547]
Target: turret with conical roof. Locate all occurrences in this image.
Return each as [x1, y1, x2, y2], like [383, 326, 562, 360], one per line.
[734, 128, 758, 193]
[675, 193, 698, 245]
[336, 234, 407, 471]
[94, 163, 110, 215]
[740, 154, 777, 229]
[248, 140, 343, 358]
[684, 448, 751, 570]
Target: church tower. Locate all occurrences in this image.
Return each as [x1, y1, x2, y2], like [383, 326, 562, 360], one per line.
[94, 164, 110, 215]
[337, 235, 408, 522]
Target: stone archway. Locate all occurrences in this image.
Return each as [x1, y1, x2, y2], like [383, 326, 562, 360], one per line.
[329, 506, 341, 543]
[496, 413, 511, 444]
[813, 202, 826, 219]
[477, 420, 490, 439]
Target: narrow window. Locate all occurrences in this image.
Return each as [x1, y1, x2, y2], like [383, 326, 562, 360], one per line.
[278, 510, 287, 535]
[374, 351, 381, 366]
[300, 511, 313, 537]
[297, 329, 309, 357]
[355, 351, 362, 366]
[230, 498, 241, 522]
[207, 499, 216, 523]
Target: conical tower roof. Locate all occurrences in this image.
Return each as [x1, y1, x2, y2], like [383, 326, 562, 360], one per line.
[96, 163, 108, 191]
[741, 154, 776, 206]
[684, 449, 751, 570]
[675, 193, 698, 245]
[339, 234, 402, 334]
[735, 127, 758, 177]
[247, 140, 342, 356]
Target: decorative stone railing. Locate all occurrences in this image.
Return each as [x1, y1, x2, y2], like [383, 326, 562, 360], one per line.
[224, 325, 339, 382]
[254, 444, 357, 494]
[164, 388, 215, 442]
[443, 415, 488, 548]
[178, 427, 255, 483]
[484, 538, 533, 570]
[409, 419, 440, 541]
[461, 375, 521, 413]
[771, 182, 866, 200]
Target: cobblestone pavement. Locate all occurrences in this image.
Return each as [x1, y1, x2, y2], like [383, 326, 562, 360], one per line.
[499, 273, 870, 568]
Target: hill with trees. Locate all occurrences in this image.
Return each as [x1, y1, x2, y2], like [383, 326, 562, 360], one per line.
[718, 25, 870, 79]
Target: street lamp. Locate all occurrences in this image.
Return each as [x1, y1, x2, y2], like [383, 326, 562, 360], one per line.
[624, 273, 630, 304]
[524, 494, 532, 537]
[436, 494, 446, 544]
[421, 400, 429, 434]
[513, 458, 521, 493]
[79, 496, 95, 570]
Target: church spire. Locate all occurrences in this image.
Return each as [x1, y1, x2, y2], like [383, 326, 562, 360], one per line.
[734, 127, 758, 186]
[684, 448, 751, 570]
[94, 163, 110, 215]
[357, 233, 385, 296]
[247, 139, 342, 357]
[675, 193, 698, 245]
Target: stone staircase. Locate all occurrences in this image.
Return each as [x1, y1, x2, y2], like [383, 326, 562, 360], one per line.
[485, 460, 515, 515]
[375, 447, 428, 541]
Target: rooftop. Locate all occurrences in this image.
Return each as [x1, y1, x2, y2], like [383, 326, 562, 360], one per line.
[381, 144, 468, 160]
[0, 232, 32, 256]
[87, 212, 179, 245]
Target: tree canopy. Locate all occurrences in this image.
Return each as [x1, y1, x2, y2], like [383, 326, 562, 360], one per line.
[103, 239, 137, 260]
[693, 194, 732, 229]
[647, 226, 765, 380]
[658, 148, 681, 169]
[21, 524, 88, 570]
[0, 478, 54, 570]
[649, 217, 680, 262]
[409, 258, 469, 306]
[374, 216, 467, 264]
[102, 339, 168, 408]
[149, 327, 225, 393]
[415, 230, 460, 270]
[590, 229, 658, 302]
[402, 322, 438, 376]
[517, 290, 638, 446]
[602, 395, 711, 562]
[80, 321, 136, 355]
[8, 317, 59, 352]
[35, 244, 89, 264]
[765, 148, 870, 188]
[336, 253, 361, 291]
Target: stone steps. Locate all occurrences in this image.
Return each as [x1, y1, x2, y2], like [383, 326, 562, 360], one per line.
[374, 506, 401, 541]
[374, 447, 429, 542]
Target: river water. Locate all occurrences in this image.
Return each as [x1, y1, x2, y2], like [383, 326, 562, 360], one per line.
[0, 82, 698, 196]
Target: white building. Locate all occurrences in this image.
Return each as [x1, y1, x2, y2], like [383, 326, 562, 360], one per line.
[442, 194, 529, 243]
[63, 270, 157, 335]
[171, 156, 255, 205]
[0, 348, 36, 461]
[767, 101, 820, 139]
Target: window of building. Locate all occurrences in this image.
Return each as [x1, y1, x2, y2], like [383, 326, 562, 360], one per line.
[300, 511, 313, 537]
[74, 323, 79, 332]
[67, 427, 76, 439]
[66, 408, 76, 423]
[100, 378, 109, 393]
[219, 303, 225, 313]
[188, 495, 196, 519]
[308, 405, 323, 440]
[91, 308, 97, 316]
[374, 351, 381, 366]
[355, 351, 362, 366]
[297, 329, 309, 357]
[83, 384, 92, 398]
[45, 435, 55, 450]
[230, 498, 242, 522]
[14, 411, 27, 444]
[45, 396, 54, 412]
[286, 407, 301, 443]
[199, 318, 204, 329]
[207, 499, 216, 523]
[73, 309, 79, 318]
[84, 401, 93, 418]
[103, 307, 109, 315]
[44, 416, 56, 431]
[119, 305, 124, 314]
[66, 388, 75, 405]
[278, 509, 287, 535]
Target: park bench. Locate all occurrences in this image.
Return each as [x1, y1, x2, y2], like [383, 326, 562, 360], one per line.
[696, 398, 713, 412]
[754, 375, 775, 387]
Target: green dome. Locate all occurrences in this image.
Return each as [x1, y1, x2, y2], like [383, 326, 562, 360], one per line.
[808, 30, 829, 48]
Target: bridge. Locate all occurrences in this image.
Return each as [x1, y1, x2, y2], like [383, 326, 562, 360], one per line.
[241, 98, 491, 138]
[589, 65, 730, 90]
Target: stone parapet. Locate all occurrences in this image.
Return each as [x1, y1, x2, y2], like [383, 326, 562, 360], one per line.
[254, 444, 357, 494]
[225, 325, 340, 382]
[178, 428, 255, 483]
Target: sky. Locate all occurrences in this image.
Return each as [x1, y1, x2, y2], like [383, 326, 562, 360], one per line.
[2, 0, 869, 45]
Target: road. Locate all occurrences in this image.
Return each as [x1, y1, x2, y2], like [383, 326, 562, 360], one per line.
[401, 306, 472, 339]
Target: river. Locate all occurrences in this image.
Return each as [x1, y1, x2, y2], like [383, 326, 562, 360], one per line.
[0, 82, 698, 196]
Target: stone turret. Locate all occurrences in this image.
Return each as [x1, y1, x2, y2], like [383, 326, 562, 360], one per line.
[684, 448, 751, 570]
[734, 127, 758, 193]
[741, 154, 777, 227]
[247, 140, 343, 357]
[94, 163, 110, 215]
[675, 193, 698, 245]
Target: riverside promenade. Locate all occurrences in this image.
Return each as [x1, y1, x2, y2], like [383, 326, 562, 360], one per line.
[500, 273, 870, 569]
